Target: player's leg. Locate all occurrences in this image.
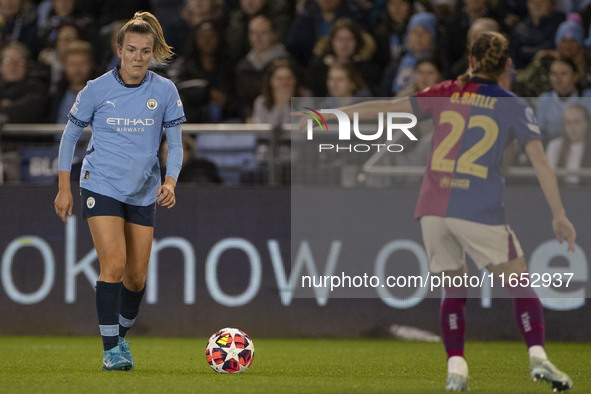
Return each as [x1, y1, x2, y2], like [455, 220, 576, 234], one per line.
[117, 203, 155, 369]
[87, 215, 132, 371]
[90, 216, 127, 284]
[487, 258, 573, 392]
[448, 218, 572, 392]
[439, 264, 469, 392]
[487, 257, 545, 356]
[420, 216, 469, 392]
[120, 220, 153, 336]
[447, 218, 541, 354]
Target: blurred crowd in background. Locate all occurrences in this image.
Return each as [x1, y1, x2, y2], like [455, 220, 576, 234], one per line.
[2, 0, 591, 186]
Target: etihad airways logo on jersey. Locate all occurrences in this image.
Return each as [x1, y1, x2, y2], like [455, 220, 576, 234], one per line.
[107, 118, 155, 132]
[304, 108, 418, 153]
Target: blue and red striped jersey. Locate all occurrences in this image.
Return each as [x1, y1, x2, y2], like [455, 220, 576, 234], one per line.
[410, 77, 542, 225]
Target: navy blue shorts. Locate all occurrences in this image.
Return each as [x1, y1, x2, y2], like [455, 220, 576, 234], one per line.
[81, 188, 156, 227]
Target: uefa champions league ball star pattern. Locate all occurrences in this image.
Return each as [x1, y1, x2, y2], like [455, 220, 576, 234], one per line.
[206, 328, 254, 373]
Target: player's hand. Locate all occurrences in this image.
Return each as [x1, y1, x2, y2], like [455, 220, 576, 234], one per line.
[157, 178, 176, 209]
[552, 215, 576, 252]
[54, 190, 73, 223]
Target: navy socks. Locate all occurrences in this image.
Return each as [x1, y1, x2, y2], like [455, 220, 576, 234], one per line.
[96, 281, 122, 351]
[119, 285, 145, 338]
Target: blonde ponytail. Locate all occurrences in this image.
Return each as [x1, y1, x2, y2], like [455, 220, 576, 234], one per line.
[117, 11, 174, 64]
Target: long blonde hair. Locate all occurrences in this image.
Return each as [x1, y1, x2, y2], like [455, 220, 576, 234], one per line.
[117, 11, 174, 64]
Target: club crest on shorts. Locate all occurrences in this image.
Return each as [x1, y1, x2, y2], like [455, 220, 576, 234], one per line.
[147, 98, 158, 110]
[86, 197, 95, 209]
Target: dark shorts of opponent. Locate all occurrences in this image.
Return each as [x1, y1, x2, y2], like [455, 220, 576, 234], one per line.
[81, 188, 156, 227]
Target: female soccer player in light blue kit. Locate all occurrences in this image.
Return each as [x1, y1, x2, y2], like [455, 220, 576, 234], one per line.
[54, 12, 185, 371]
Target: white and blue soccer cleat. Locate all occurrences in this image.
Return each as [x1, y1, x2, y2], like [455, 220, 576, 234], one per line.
[118, 337, 134, 371]
[445, 373, 469, 392]
[530, 357, 573, 392]
[102, 346, 132, 371]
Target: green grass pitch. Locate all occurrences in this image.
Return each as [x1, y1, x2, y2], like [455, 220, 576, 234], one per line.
[0, 337, 589, 393]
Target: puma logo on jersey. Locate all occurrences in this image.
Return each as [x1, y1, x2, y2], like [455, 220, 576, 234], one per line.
[106, 100, 117, 108]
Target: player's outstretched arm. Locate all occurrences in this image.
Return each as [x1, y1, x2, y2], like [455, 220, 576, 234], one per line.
[293, 97, 413, 131]
[525, 140, 576, 251]
[332, 97, 413, 121]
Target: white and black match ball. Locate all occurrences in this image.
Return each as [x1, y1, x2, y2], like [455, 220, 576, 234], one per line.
[205, 327, 254, 373]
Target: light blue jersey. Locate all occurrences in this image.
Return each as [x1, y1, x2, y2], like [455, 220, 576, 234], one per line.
[63, 68, 185, 206]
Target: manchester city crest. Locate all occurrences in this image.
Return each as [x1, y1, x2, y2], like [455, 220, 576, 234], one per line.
[147, 98, 158, 110]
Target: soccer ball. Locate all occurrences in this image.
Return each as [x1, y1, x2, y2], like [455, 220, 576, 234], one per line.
[205, 327, 255, 373]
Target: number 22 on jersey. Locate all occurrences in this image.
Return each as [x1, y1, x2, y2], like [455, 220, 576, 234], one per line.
[430, 110, 499, 179]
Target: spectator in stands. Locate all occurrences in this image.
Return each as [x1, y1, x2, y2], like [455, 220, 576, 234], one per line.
[546, 103, 591, 185]
[0, 42, 47, 123]
[499, 0, 528, 32]
[440, 0, 497, 74]
[324, 62, 371, 108]
[160, 136, 222, 184]
[373, 0, 416, 69]
[252, 57, 306, 125]
[431, 0, 456, 28]
[251, 57, 304, 183]
[536, 57, 591, 142]
[169, 21, 239, 123]
[379, 12, 437, 96]
[514, 14, 589, 96]
[181, 0, 224, 27]
[510, 0, 565, 69]
[448, 17, 500, 79]
[48, 40, 94, 123]
[225, 0, 292, 63]
[79, 0, 151, 28]
[304, 18, 379, 96]
[396, 57, 443, 97]
[554, 15, 590, 88]
[0, 0, 38, 54]
[235, 14, 289, 119]
[96, 21, 124, 72]
[37, 21, 79, 93]
[164, 0, 224, 57]
[36, 0, 96, 48]
[286, 0, 367, 66]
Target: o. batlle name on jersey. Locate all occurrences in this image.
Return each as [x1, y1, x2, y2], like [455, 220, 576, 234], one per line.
[106, 117, 155, 132]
